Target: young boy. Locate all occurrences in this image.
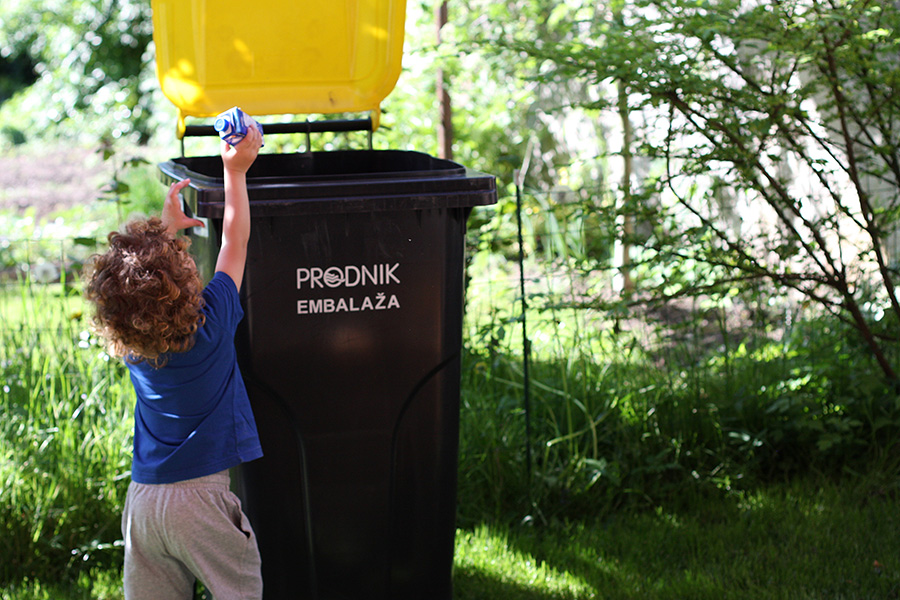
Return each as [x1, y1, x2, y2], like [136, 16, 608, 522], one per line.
[85, 125, 265, 599]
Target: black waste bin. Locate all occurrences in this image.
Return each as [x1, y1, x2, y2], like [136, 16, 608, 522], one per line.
[159, 149, 496, 600]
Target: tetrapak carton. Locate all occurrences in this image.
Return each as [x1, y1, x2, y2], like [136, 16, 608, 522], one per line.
[214, 107, 264, 146]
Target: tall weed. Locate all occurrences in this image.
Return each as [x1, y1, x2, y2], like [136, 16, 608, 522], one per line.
[460, 231, 900, 524]
[0, 279, 132, 585]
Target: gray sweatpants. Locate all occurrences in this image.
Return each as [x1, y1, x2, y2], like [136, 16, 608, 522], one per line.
[121, 470, 263, 600]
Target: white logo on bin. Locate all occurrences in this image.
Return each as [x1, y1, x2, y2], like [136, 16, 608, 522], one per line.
[297, 263, 400, 289]
[296, 263, 402, 315]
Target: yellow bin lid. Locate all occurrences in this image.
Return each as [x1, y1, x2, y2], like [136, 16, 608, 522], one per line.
[151, 0, 407, 136]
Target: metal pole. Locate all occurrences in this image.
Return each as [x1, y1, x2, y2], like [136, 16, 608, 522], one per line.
[514, 169, 532, 486]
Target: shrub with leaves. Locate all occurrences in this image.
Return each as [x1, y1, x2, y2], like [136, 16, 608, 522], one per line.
[498, 0, 900, 383]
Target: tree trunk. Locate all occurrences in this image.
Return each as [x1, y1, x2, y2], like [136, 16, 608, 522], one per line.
[436, 0, 453, 160]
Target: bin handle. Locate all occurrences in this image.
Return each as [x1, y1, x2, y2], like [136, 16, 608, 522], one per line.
[178, 114, 377, 156]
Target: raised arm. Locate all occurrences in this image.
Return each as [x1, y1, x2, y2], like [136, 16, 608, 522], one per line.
[215, 125, 262, 290]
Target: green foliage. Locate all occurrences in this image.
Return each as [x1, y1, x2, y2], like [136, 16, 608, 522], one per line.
[486, 0, 900, 382]
[3, 200, 900, 594]
[0, 154, 166, 590]
[95, 141, 158, 226]
[459, 306, 900, 523]
[0, 0, 158, 144]
[0, 52, 36, 107]
[460, 199, 900, 523]
[0, 281, 132, 586]
[4, 1, 900, 596]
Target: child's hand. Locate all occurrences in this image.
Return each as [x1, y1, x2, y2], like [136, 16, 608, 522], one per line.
[161, 178, 205, 234]
[222, 125, 263, 175]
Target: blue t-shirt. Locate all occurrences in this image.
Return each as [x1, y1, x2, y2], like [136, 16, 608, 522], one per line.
[127, 271, 263, 484]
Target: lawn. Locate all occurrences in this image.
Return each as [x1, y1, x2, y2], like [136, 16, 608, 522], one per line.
[3, 479, 899, 599]
[454, 480, 900, 600]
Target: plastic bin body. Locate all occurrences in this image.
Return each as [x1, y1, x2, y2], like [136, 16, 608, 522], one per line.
[159, 151, 495, 600]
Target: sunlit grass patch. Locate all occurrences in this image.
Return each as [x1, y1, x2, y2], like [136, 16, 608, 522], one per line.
[0, 570, 122, 600]
[454, 524, 598, 599]
[454, 481, 900, 600]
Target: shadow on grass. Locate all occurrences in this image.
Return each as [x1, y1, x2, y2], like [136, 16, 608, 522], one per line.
[455, 482, 900, 600]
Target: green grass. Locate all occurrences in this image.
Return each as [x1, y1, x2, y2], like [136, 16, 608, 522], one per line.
[455, 480, 900, 599]
[0, 281, 132, 587]
[3, 479, 898, 599]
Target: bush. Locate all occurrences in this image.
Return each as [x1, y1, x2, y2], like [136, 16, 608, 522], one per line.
[457, 297, 900, 525]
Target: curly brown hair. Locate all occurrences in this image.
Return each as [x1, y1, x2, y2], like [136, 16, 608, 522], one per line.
[84, 217, 206, 368]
